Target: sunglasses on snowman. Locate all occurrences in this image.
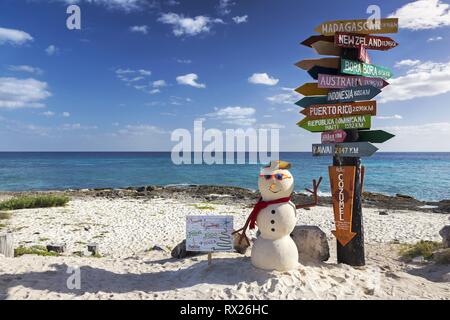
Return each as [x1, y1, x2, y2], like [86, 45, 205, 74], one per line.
[259, 173, 292, 181]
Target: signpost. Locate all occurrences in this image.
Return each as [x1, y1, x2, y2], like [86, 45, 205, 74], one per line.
[341, 58, 393, 80]
[335, 32, 398, 50]
[327, 86, 381, 103]
[312, 142, 378, 157]
[297, 114, 371, 132]
[329, 166, 358, 246]
[322, 130, 347, 144]
[295, 83, 329, 96]
[186, 215, 234, 265]
[301, 101, 377, 120]
[296, 16, 398, 266]
[315, 18, 399, 36]
[318, 73, 389, 89]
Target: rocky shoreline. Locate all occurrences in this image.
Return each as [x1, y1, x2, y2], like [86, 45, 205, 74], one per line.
[1, 184, 449, 214]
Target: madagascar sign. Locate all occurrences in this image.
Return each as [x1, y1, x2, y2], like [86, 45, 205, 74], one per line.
[297, 114, 371, 132]
[315, 18, 399, 36]
[328, 166, 357, 246]
[341, 58, 393, 80]
[301, 101, 376, 120]
[335, 32, 399, 51]
[327, 86, 381, 103]
[318, 74, 388, 89]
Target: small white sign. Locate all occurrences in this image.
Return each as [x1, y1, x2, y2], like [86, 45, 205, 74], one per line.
[186, 215, 234, 252]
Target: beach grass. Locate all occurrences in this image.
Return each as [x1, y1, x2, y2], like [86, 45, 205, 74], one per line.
[399, 240, 442, 261]
[189, 203, 215, 210]
[14, 245, 59, 257]
[0, 194, 70, 211]
[0, 211, 11, 220]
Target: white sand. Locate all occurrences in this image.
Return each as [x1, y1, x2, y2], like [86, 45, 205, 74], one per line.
[0, 196, 449, 300]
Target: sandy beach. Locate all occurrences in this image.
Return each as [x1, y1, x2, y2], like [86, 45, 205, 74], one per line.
[0, 187, 449, 300]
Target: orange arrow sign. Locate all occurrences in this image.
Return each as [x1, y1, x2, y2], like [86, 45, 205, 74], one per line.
[295, 57, 340, 70]
[329, 166, 357, 246]
[295, 83, 330, 96]
[311, 41, 342, 56]
[300, 100, 377, 120]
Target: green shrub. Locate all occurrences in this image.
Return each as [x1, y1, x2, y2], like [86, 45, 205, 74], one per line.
[0, 195, 70, 211]
[0, 211, 11, 220]
[14, 245, 59, 257]
[399, 240, 442, 261]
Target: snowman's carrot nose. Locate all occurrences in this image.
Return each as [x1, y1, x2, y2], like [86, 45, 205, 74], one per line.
[269, 183, 278, 191]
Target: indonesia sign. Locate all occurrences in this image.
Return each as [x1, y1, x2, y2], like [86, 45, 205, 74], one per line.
[341, 58, 393, 80]
[329, 166, 357, 246]
[315, 18, 399, 36]
[318, 74, 389, 89]
[301, 101, 377, 120]
[327, 86, 381, 103]
[312, 142, 378, 157]
[335, 32, 399, 51]
[297, 114, 371, 132]
[186, 216, 234, 252]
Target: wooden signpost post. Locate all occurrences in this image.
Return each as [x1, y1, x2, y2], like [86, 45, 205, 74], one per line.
[295, 16, 398, 266]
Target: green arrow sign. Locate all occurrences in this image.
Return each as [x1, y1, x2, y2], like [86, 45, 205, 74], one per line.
[297, 115, 371, 132]
[341, 58, 393, 80]
[357, 130, 395, 143]
[295, 96, 328, 108]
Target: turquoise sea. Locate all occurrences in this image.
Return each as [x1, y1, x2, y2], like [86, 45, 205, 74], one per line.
[0, 152, 449, 201]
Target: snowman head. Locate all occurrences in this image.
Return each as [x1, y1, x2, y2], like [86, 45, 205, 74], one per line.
[258, 160, 294, 201]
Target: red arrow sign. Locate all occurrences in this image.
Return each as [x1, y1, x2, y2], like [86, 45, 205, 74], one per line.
[301, 100, 377, 120]
[322, 130, 347, 143]
[329, 166, 357, 246]
[335, 32, 399, 51]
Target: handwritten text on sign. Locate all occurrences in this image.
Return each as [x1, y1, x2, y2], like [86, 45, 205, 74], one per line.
[186, 215, 234, 252]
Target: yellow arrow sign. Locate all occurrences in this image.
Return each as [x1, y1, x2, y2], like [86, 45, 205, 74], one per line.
[295, 57, 340, 70]
[315, 18, 399, 36]
[295, 83, 330, 96]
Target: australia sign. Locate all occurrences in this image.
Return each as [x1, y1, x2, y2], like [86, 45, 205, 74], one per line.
[318, 74, 389, 89]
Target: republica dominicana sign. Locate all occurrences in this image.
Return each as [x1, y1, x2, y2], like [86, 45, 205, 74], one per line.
[297, 115, 371, 132]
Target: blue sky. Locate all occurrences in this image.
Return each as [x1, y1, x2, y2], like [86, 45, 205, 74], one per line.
[0, 0, 450, 151]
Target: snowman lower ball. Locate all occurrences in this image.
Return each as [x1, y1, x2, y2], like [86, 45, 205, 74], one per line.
[251, 161, 299, 271]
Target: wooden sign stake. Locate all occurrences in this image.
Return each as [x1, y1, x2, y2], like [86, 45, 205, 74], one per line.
[207, 252, 212, 266]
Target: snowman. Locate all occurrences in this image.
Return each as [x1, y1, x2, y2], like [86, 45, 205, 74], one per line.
[234, 160, 322, 271]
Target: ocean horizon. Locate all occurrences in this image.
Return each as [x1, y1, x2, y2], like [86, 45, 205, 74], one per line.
[1, 152, 449, 202]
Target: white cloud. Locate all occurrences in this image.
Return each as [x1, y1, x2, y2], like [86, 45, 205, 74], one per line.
[258, 123, 285, 129]
[149, 89, 161, 95]
[115, 68, 135, 75]
[395, 59, 421, 68]
[153, 80, 167, 88]
[8, 65, 43, 75]
[176, 73, 206, 88]
[158, 12, 223, 37]
[42, 111, 55, 117]
[248, 73, 279, 86]
[61, 123, 98, 131]
[206, 106, 256, 126]
[266, 87, 297, 104]
[130, 25, 149, 34]
[389, 0, 450, 30]
[46, 45, 59, 56]
[62, 112, 70, 117]
[0, 27, 33, 45]
[59, 0, 146, 11]
[380, 59, 450, 103]
[376, 114, 403, 120]
[428, 36, 444, 41]
[218, 0, 234, 15]
[138, 69, 152, 76]
[0, 77, 51, 109]
[118, 124, 166, 136]
[232, 15, 248, 24]
[176, 58, 192, 64]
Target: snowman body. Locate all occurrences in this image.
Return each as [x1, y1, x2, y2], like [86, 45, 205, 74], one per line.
[251, 162, 299, 271]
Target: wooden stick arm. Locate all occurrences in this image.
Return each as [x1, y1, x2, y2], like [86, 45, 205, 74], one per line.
[295, 176, 322, 210]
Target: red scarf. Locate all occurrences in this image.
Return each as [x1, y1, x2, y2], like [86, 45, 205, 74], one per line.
[248, 197, 291, 229]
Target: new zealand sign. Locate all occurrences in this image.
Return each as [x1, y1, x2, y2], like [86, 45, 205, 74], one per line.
[297, 115, 371, 132]
[327, 86, 381, 103]
[318, 74, 389, 89]
[334, 32, 398, 51]
[341, 58, 393, 80]
[301, 101, 377, 120]
[315, 18, 399, 36]
[312, 142, 378, 157]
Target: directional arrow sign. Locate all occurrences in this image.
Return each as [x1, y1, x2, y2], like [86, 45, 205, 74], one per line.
[308, 66, 339, 80]
[311, 40, 342, 56]
[295, 96, 327, 108]
[318, 74, 389, 89]
[295, 83, 329, 96]
[312, 142, 378, 157]
[341, 58, 393, 80]
[301, 101, 377, 120]
[296, 57, 340, 70]
[334, 32, 399, 51]
[297, 115, 371, 132]
[322, 130, 347, 144]
[357, 130, 395, 143]
[327, 86, 381, 103]
[358, 45, 371, 64]
[329, 166, 357, 246]
[301, 35, 334, 48]
[315, 18, 399, 36]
